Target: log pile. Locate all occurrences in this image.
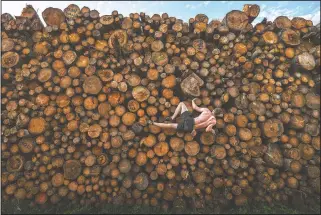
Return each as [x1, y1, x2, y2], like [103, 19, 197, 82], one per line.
[1, 3, 320, 211]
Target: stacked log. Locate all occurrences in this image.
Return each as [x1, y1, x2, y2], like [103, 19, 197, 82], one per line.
[2, 5, 43, 31]
[1, 3, 320, 211]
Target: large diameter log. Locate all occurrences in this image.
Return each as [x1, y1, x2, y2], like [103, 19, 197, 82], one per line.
[280, 28, 301, 46]
[222, 10, 249, 31]
[63, 160, 81, 180]
[42, 7, 65, 26]
[132, 86, 150, 102]
[1, 52, 19, 68]
[263, 119, 284, 138]
[83, 76, 102, 95]
[274, 16, 292, 29]
[180, 72, 204, 97]
[294, 52, 316, 71]
[6, 155, 24, 172]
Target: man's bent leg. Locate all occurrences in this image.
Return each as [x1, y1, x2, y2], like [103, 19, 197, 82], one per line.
[153, 122, 178, 129]
[171, 102, 188, 120]
[180, 102, 188, 114]
[171, 102, 183, 120]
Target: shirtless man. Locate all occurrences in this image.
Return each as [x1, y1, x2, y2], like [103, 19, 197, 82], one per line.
[149, 99, 217, 136]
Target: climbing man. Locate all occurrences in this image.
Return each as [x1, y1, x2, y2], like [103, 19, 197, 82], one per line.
[149, 99, 217, 137]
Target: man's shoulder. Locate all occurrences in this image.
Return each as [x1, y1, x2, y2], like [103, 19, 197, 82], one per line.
[201, 108, 212, 113]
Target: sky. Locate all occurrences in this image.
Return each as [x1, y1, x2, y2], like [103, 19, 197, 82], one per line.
[2, 1, 320, 26]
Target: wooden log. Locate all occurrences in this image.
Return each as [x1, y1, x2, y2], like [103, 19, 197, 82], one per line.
[222, 10, 249, 32]
[132, 86, 150, 102]
[262, 119, 284, 138]
[185, 141, 200, 156]
[63, 160, 82, 180]
[280, 28, 301, 46]
[242, 4, 260, 24]
[274, 16, 292, 29]
[1, 52, 19, 68]
[64, 4, 81, 19]
[294, 52, 316, 71]
[1, 3, 321, 210]
[42, 7, 65, 26]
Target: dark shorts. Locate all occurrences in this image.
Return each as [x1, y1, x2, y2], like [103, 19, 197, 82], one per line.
[177, 111, 195, 132]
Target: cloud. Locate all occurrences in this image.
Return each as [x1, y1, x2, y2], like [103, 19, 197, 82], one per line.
[1, 1, 320, 25]
[185, 2, 209, 10]
[203, 1, 210, 6]
[301, 10, 320, 25]
[254, 4, 320, 26]
[255, 6, 296, 24]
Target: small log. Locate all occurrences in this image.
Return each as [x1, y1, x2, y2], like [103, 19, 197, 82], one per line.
[108, 30, 128, 49]
[28, 117, 46, 135]
[134, 173, 149, 191]
[242, 4, 260, 23]
[64, 4, 80, 19]
[210, 145, 226, 160]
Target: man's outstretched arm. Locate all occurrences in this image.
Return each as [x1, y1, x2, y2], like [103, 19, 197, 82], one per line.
[192, 99, 205, 112]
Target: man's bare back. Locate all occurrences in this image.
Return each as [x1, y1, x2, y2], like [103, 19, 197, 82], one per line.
[191, 99, 216, 132]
